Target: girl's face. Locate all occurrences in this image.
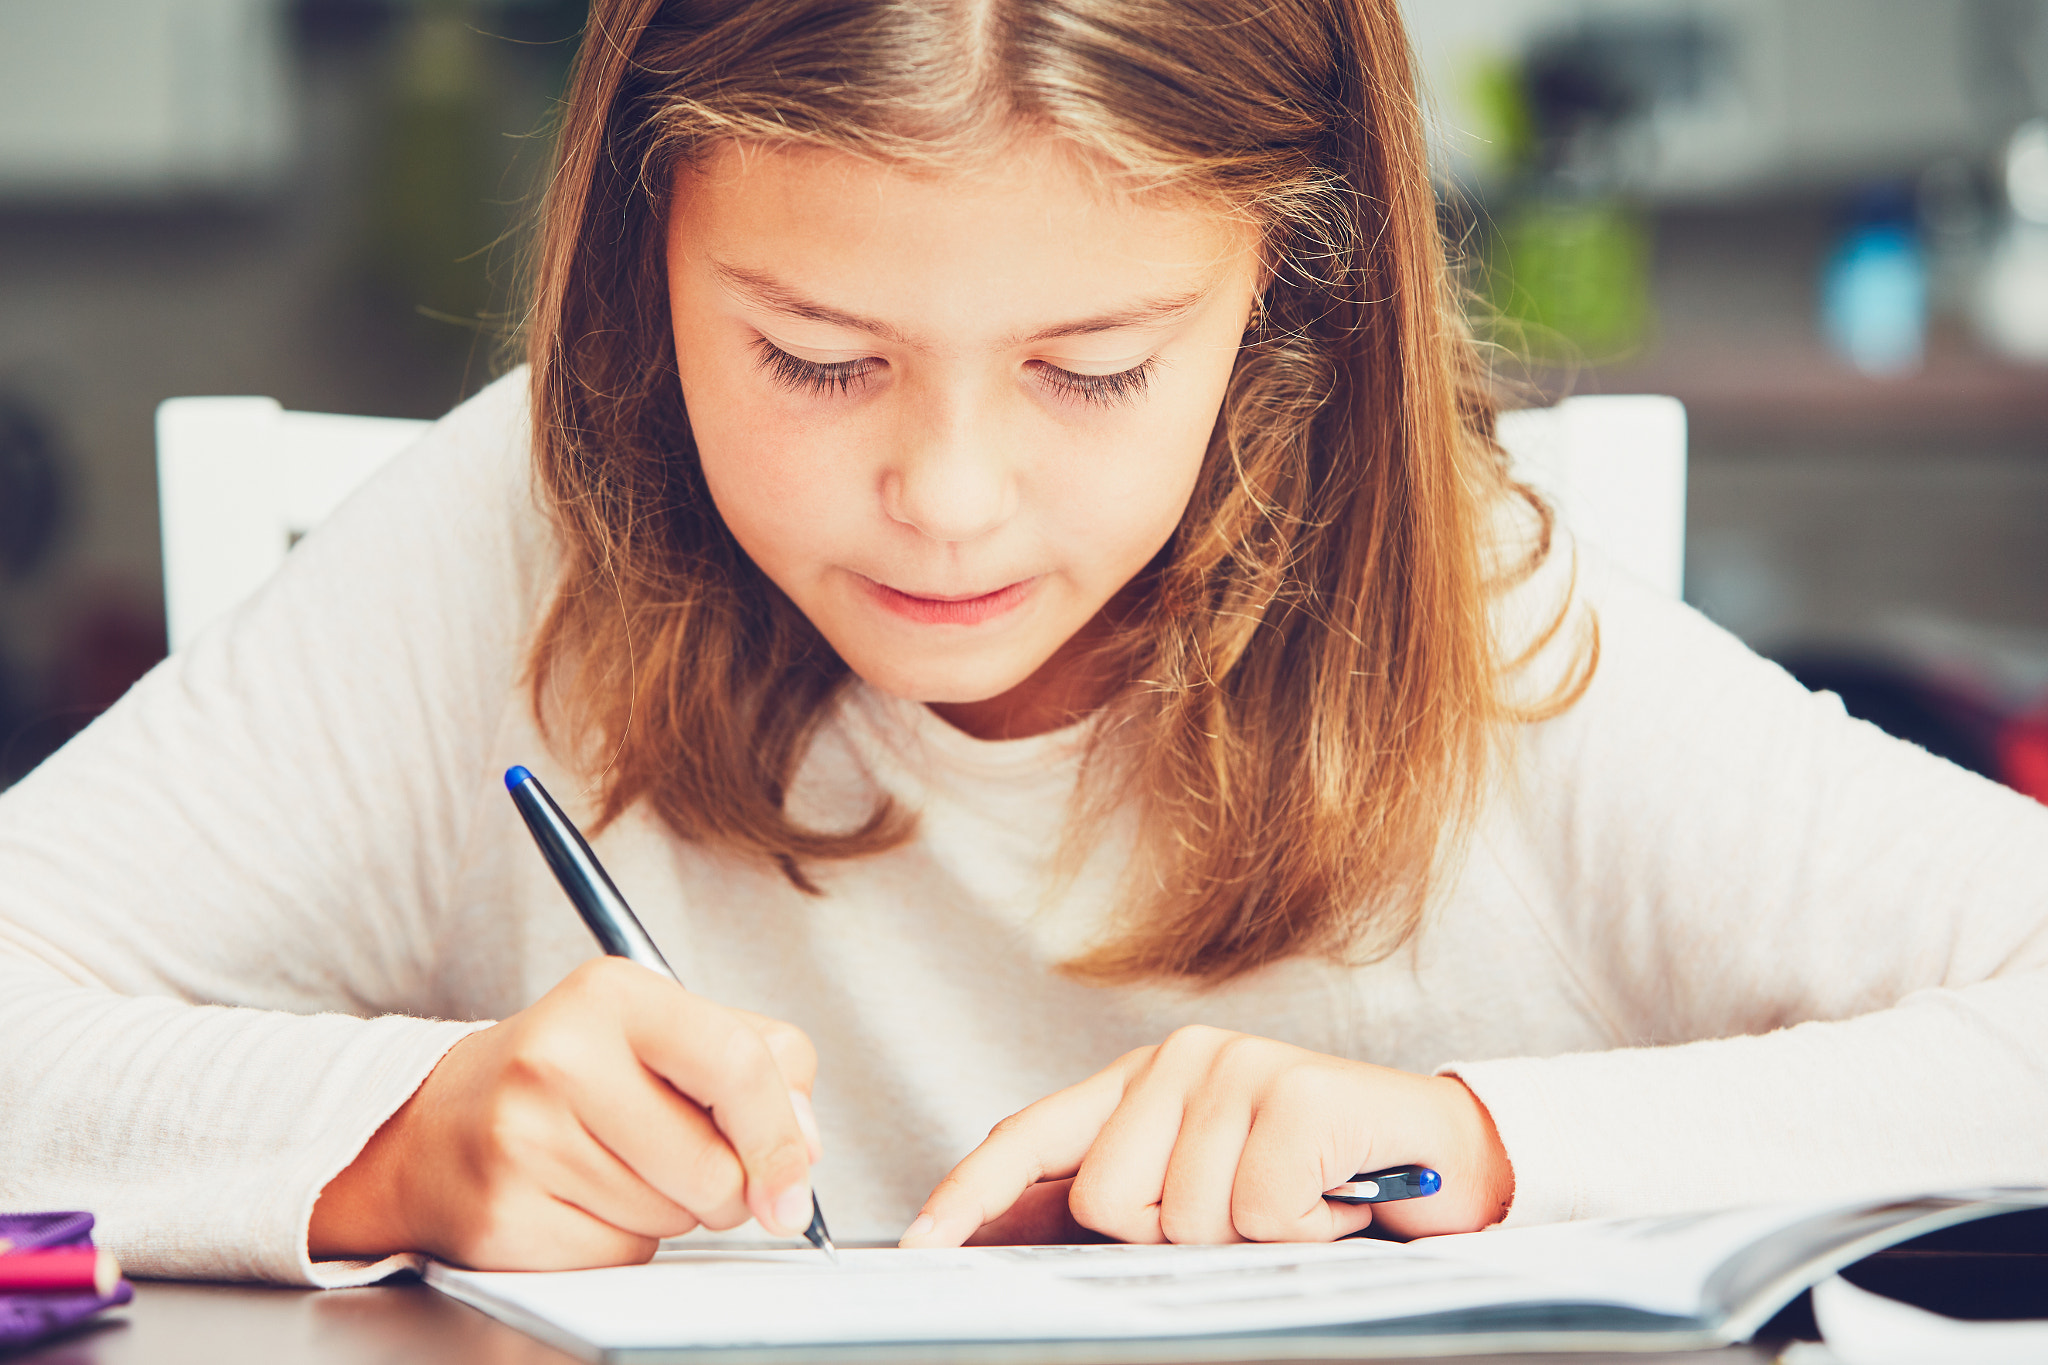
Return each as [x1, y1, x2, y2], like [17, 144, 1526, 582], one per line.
[666, 138, 1259, 738]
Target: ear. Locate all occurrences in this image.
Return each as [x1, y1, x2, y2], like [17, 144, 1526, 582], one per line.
[1246, 224, 1276, 333]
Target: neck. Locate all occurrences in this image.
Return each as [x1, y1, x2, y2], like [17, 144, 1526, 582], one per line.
[927, 605, 1133, 741]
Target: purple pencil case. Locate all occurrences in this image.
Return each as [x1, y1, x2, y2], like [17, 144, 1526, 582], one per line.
[0, 1212, 132, 1351]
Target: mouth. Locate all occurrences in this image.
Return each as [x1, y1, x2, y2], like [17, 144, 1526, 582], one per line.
[859, 575, 1037, 626]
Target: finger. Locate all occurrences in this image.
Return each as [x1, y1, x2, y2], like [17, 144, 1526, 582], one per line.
[1156, 1084, 1253, 1245]
[731, 1009, 819, 1094]
[565, 1056, 753, 1231]
[490, 1033, 721, 1239]
[902, 1052, 1148, 1248]
[1067, 1047, 1204, 1244]
[789, 1089, 823, 1164]
[621, 981, 815, 1237]
[436, 1183, 659, 1272]
[542, 1195, 664, 1268]
[1229, 1098, 1376, 1243]
[550, 1117, 707, 1241]
[728, 1011, 825, 1162]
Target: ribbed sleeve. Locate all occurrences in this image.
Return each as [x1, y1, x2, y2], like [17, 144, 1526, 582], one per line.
[1444, 552, 2048, 1225]
[0, 371, 546, 1281]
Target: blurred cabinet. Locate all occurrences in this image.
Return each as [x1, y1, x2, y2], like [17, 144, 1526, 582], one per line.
[1405, 0, 1999, 201]
[0, 0, 291, 201]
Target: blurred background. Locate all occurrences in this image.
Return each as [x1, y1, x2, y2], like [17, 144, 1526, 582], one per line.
[0, 0, 2043, 798]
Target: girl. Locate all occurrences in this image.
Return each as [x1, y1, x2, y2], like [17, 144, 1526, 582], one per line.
[2, 0, 2044, 1286]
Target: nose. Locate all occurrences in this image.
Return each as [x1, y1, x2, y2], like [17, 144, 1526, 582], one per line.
[879, 388, 1017, 543]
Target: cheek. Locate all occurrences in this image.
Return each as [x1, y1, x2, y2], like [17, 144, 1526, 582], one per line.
[710, 451, 853, 590]
[690, 400, 866, 587]
[1044, 385, 1219, 575]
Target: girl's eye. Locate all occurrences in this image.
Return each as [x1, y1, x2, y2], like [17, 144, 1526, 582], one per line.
[750, 339, 1152, 409]
[754, 339, 882, 396]
[1033, 358, 1156, 408]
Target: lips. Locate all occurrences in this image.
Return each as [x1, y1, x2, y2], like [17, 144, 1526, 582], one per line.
[860, 575, 1036, 626]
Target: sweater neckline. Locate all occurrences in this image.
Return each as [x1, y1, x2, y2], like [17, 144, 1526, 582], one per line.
[843, 681, 1098, 783]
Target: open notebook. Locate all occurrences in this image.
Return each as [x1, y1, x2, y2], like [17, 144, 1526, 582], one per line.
[425, 1188, 2048, 1363]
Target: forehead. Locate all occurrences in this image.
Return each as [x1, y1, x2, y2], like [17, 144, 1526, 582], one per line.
[666, 138, 1258, 344]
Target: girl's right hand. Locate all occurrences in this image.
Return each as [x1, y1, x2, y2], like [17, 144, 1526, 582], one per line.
[308, 957, 822, 1270]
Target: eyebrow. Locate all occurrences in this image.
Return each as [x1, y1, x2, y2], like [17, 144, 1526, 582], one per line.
[711, 262, 1206, 347]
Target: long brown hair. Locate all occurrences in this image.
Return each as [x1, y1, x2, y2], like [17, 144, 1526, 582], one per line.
[525, 0, 1588, 982]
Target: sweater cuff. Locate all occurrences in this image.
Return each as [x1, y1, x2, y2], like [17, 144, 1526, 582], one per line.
[288, 1016, 494, 1288]
[1435, 1056, 1579, 1228]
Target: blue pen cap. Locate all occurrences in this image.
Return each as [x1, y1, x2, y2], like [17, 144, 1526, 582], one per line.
[505, 765, 533, 791]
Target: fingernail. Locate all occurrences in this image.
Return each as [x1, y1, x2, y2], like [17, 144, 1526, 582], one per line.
[774, 1185, 812, 1237]
[790, 1090, 821, 1151]
[900, 1213, 936, 1246]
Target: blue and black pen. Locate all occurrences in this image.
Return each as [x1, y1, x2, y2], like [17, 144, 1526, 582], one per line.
[1325, 1166, 1441, 1205]
[504, 765, 839, 1264]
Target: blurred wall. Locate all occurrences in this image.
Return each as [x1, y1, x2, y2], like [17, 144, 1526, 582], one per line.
[0, 0, 581, 779]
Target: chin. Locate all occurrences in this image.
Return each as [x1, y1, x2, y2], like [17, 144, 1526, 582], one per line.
[843, 650, 1044, 708]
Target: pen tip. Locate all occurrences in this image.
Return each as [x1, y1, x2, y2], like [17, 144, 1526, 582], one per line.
[805, 1198, 840, 1266]
[505, 765, 532, 791]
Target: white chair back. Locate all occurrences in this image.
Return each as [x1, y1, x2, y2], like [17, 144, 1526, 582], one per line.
[1498, 394, 1689, 599]
[155, 392, 1687, 653]
[156, 397, 429, 651]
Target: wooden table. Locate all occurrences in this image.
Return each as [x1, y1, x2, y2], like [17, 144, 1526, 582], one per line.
[10, 1279, 1786, 1365]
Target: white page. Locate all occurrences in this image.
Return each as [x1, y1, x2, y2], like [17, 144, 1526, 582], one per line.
[427, 1194, 2048, 1352]
[1418, 1202, 1843, 1318]
[978, 1242, 1573, 1336]
[426, 1242, 1580, 1350]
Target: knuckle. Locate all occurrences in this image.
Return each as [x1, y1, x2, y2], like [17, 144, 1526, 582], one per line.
[1269, 1060, 1340, 1111]
[1230, 1204, 1288, 1243]
[1210, 1031, 1266, 1069]
[1064, 1171, 1114, 1228]
[1160, 1024, 1227, 1057]
[708, 1019, 775, 1093]
[684, 1156, 753, 1232]
[479, 1092, 549, 1167]
[1115, 1044, 1160, 1072]
[696, 1203, 753, 1232]
[503, 1031, 583, 1097]
[561, 955, 631, 1002]
[681, 1140, 746, 1210]
[1214, 1035, 1289, 1090]
[1229, 1185, 1299, 1243]
[1157, 1206, 1220, 1245]
[984, 1111, 1032, 1145]
[1067, 1171, 1151, 1243]
[747, 1132, 812, 1186]
[759, 1022, 818, 1084]
[657, 1211, 704, 1240]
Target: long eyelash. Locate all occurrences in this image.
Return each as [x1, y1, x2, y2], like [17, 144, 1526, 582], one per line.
[1038, 359, 1156, 408]
[754, 339, 880, 395]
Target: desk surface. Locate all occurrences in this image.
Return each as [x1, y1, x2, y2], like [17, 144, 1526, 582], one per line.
[11, 1280, 1786, 1365]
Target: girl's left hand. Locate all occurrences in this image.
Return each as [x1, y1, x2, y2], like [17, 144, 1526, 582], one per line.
[899, 1026, 1513, 1248]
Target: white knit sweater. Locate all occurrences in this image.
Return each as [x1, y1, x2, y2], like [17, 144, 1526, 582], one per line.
[2, 372, 2043, 1286]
